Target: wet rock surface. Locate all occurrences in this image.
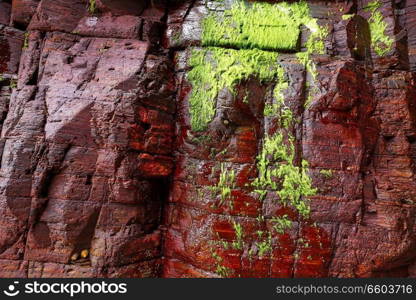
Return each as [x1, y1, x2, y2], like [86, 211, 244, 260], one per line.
[0, 0, 415, 278]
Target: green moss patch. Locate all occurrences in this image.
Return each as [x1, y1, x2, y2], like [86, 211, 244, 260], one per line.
[251, 132, 316, 218]
[202, 1, 300, 51]
[188, 0, 327, 131]
[319, 169, 333, 178]
[271, 215, 293, 234]
[186, 1, 327, 274]
[187, 1, 321, 217]
[88, 0, 96, 13]
[202, 0, 325, 53]
[364, 0, 394, 56]
[187, 47, 282, 131]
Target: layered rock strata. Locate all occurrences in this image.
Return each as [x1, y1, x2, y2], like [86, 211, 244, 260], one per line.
[0, 0, 415, 278]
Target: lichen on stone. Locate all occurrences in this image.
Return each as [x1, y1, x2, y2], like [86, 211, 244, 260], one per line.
[188, 0, 327, 130]
[22, 32, 29, 50]
[271, 215, 292, 234]
[231, 221, 244, 250]
[88, 0, 96, 14]
[342, 14, 354, 20]
[186, 1, 324, 271]
[364, 0, 394, 56]
[187, 0, 321, 218]
[251, 132, 316, 218]
[215, 162, 236, 206]
[320, 169, 333, 178]
[187, 47, 281, 131]
[255, 232, 272, 257]
[202, 1, 301, 51]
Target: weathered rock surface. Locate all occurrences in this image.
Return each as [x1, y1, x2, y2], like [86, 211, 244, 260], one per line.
[0, 0, 415, 278]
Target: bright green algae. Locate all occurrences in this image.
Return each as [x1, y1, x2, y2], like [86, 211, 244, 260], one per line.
[189, 0, 327, 131]
[185, 0, 395, 277]
[187, 0, 320, 219]
[365, 0, 394, 56]
[188, 45, 316, 219]
[251, 132, 316, 218]
[202, 1, 324, 52]
[202, 1, 300, 51]
[341, 1, 394, 57]
[187, 1, 323, 274]
[187, 47, 282, 132]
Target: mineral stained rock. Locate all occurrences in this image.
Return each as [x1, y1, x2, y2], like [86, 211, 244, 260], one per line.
[0, 0, 415, 278]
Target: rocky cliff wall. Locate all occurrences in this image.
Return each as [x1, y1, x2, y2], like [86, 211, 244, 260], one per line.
[0, 0, 415, 278]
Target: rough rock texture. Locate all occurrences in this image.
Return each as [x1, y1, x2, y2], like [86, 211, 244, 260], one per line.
[0, 0, 415, 278]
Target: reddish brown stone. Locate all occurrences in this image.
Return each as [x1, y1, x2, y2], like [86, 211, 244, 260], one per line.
[0, 2, 12, 25]
[28, 0, 87, 33]
[11, 0, 39, 27]
[0, 26, 24, 74]
[96, 0, 147, 16]
[1, 0, 416, 279]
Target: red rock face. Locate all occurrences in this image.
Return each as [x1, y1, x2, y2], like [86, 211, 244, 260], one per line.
[0, 0, 415, 278]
